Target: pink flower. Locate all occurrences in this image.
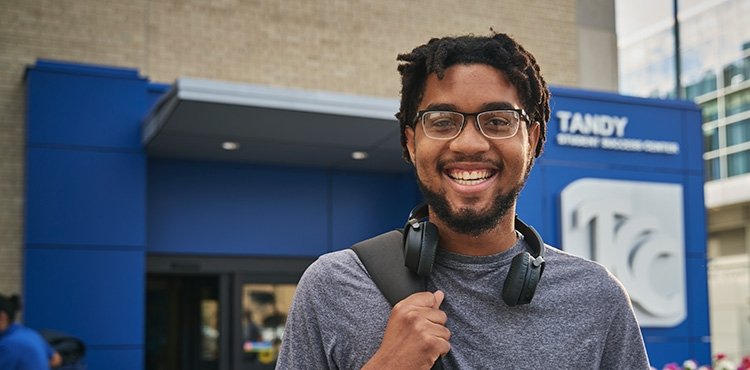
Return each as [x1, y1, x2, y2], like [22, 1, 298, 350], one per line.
[741, 355, 750, 369]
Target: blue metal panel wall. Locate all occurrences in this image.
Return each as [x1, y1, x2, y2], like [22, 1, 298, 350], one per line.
[147, 159, 419, 255]
[539, 87, 709, 367]
[24, 60, 154, 369]
[329, 171, 419, 249]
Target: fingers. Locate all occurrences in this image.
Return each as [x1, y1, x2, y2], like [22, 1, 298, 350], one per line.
[395, 290, 445, 310]
[368, 290, 451, 369]
[393, 291, 447, 325]
[432, 290, 445, 309]
[388, 291, 451, 336]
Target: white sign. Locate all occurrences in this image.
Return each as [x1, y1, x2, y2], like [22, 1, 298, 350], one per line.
[555, 110, 680, 155]
[560, 178, 686, 327]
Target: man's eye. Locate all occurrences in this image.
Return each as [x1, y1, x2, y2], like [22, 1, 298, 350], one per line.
[485, 118, 511, 127]
[431, 118, 458, 128]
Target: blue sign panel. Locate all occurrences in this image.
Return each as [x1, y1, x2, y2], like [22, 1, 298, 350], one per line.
[535, 86, 707, 367]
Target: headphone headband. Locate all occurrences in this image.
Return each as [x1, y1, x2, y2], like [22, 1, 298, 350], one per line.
[402, 202, 546, 306]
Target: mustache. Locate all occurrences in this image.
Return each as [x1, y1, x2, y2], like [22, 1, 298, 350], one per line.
[436, 154, 503, 171]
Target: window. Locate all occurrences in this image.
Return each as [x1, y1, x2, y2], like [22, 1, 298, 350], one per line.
[241, 283, 296, 366]
[686, 72, 717, 100]
[202, 298, 220, 361]
[702, 99, 719, 122]
[726, 89, 750, 117]
[704, 126, 720, 151]
[722, 56, 750, 88]
[728, 149, 750, 177]
[727, 118, 750, 147]
[706, 157, 721, 181]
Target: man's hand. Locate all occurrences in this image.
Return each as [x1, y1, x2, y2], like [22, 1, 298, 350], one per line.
[362, 290, 451, 370]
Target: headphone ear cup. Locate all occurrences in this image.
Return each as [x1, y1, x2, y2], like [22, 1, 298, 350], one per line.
[502, 252, 541, 306]
[404, 221, 425, 274]
[416, 222, 438, 277]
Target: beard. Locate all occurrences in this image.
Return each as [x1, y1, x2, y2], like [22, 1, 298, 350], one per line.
[416, 158, 533, 237]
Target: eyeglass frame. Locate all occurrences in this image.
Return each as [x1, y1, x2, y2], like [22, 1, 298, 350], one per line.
[413, 108, 533, 140]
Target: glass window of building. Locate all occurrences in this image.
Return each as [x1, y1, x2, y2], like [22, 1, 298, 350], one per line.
[702, 99, 719, 122]
[704, 126, 720, 151]
[619, 28, 677, 98]
[727, 118, 750, 147]
[723, 55, 750, 88]
[726, 89, 750, 117]
[705, 157, 721, 181]
[241, 283, 296, 366]
[728, 150, 750, 177]
[201, 298, 220, 361]
[618, 0, 750, 181]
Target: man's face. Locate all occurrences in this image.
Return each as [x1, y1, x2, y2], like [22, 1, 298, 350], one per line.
[405, 63, 540, 236]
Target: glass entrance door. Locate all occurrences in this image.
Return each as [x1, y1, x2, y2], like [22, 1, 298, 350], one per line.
[145, 255, 312, 370]
[146, 275, 221, 370]
[237, 281, 296, 369]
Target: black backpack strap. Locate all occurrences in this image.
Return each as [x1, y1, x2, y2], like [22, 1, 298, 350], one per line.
[351, 229, 426, 306]
[351, 230, 445, 370]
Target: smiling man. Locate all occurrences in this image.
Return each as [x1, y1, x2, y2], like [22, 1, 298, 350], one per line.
[276, 33, 650, 369]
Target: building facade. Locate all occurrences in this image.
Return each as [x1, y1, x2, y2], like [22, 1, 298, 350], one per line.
[617, 0, 750, 362]
[23, 58, 708, 369]
[10, 1, 713, 369]
[2, 0, 601, 298]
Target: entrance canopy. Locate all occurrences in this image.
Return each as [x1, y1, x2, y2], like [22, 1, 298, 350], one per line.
[142, 78, 410, 172]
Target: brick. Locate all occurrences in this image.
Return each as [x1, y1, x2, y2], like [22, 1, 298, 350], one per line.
[0, 0, 583, 292]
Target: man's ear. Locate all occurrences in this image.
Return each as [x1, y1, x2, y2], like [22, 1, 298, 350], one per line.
[405, 126, 416, 163]
[527, 122, 541, 158]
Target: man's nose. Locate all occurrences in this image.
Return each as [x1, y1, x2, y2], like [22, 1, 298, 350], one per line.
[449, 117, 491, 154]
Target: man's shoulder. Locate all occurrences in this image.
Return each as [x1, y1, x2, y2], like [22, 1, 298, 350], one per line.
[302, 248, 361, 283]
[292, 235, 391, 309]
[301, 230, 398, 285]
[312, 230, 402, 274]
[544, 244, 607, 272]
[542, 244, 627, 295]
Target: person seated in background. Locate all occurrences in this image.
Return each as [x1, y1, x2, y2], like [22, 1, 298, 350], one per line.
[0, 293, 62, 369]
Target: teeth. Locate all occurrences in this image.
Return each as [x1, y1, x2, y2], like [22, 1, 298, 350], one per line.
[449, 170, 492, 185]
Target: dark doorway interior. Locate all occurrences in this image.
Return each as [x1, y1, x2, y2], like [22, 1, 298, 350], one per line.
[144, 255, 313, 370]
[146, 275, 220, 370]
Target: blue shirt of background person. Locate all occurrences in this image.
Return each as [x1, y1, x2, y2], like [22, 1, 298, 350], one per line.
[0, 293, 62, 370]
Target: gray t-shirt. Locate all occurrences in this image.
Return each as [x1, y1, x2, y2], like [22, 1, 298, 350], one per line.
[276, 234, 650, 369]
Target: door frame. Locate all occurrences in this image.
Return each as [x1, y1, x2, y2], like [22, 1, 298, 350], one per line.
[147, 254, 314, 370]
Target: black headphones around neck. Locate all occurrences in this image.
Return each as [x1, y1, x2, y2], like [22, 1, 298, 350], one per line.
[402, 203, 546, 306]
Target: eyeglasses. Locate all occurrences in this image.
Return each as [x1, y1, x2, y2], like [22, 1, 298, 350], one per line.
[414, 109, 531, 140]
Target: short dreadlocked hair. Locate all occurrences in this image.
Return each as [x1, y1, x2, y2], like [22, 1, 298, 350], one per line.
[396, 32, 550, 162]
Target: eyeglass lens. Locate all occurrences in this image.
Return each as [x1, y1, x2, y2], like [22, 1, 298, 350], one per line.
[422, 110, 519, 139]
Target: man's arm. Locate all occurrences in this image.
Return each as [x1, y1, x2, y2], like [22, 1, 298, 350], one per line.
[600, 290, 651, 369]
[275, 260, 330, 369]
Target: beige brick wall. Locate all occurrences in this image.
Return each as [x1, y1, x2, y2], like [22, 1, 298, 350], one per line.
[0, 0, 579, 295]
